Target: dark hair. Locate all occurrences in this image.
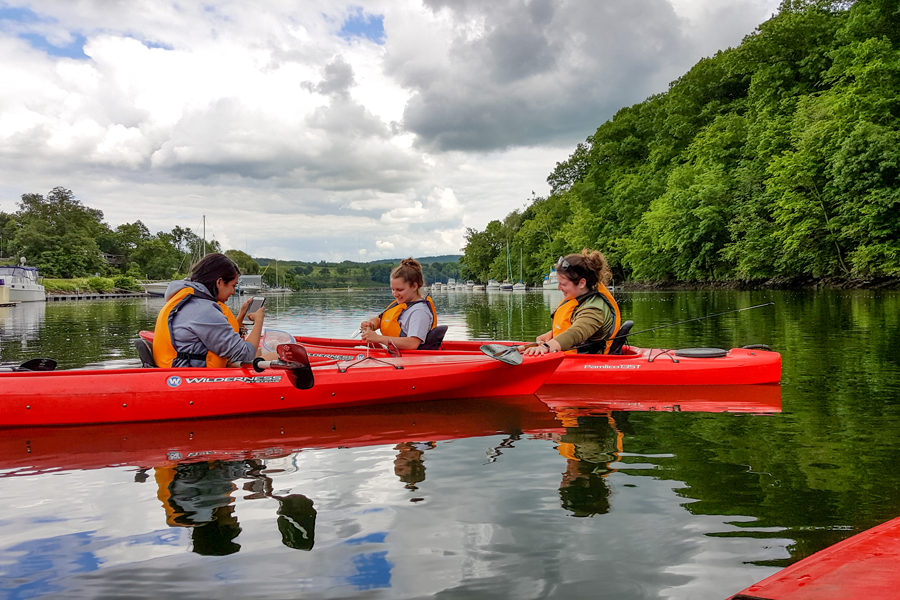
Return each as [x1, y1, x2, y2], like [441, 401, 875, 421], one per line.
[189, 253, 240, 298]
[390, 257, 424, 290]
[556, 249, 612, 289]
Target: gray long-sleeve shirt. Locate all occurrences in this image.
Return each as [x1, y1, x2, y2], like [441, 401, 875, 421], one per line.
[163, 280, 257, 368]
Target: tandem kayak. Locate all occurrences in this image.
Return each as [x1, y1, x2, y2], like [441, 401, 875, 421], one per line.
[291, 335, 783, 385]
[727, 515, 900, 600]
[0, 350, 564, 427]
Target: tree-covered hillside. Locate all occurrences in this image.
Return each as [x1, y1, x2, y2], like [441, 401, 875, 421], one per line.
[461, 0, 900, 285]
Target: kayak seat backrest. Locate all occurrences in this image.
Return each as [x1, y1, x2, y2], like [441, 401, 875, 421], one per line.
[419, 325, 448, 350]
[608, 320, 634, 355]
[134, 337, 158, 368]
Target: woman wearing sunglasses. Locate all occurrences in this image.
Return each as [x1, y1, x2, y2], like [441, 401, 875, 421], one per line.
[523, 249, 621, 355]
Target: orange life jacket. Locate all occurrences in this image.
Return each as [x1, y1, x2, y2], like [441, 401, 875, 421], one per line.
[153, 287, 241, 368]
[380, 296, 437, 338]
[551, 284, 621, 354]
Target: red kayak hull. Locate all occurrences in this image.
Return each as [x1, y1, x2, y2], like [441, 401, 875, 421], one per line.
[728, 515, 900, 600]
[0, 352, 563, 427]
[292, 335, 783, 385]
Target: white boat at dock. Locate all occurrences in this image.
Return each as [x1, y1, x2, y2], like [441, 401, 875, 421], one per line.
[0, 259, 47, 302]
[139, 281, 170, 297]
[542, 269, 559, 290]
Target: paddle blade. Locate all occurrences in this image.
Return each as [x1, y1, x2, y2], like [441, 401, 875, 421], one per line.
[480, 344, 523, 366]
[277, 344, 314, 390]
[19, 358, 57, 372]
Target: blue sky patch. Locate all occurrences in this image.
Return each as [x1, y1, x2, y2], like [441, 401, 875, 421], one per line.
[1, 5, 88, 59]
[339, 8, 385, 45]
[0, 5, 40, 23]
[18, 32, 87, 58]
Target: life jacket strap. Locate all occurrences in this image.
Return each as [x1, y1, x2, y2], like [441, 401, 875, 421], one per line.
[175, 350, 209, 362]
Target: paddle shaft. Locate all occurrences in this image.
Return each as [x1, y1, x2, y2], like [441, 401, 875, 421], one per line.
[610, 301, 775, 340]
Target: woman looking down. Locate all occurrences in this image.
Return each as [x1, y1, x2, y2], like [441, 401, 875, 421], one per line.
[360, 258, 437, 351]
[153, 253, 275, 368]
[523, 249, 621, 356]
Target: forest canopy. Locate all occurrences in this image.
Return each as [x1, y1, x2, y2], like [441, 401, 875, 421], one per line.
[460, 0, 900, 284]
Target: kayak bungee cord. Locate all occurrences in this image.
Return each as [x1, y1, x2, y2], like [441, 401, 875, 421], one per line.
[609, 301, 776, 341]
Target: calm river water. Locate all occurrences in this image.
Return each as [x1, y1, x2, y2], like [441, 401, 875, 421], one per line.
[1, 288, 899, 599]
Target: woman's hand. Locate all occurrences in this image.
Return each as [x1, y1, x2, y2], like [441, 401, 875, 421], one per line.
[536, 331, 552, 343]
[522, 338, 561, 356]
[237, 298, 252, 322]
[247, 305, 266, 323]
[361, 329, 386, 344]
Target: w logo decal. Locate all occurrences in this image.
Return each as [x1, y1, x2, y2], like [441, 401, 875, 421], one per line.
[166, 375, 182, 388]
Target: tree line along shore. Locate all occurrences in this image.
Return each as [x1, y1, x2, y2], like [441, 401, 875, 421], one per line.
[458, 1, 900, 290]
[0, 188, 462, 293]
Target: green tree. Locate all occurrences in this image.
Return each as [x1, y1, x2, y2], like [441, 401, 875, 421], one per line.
[10, 187, 107, 277]
[225, 249, 260, 274]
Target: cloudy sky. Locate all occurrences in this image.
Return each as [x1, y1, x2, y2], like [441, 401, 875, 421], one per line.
[0, 0, 780, 262]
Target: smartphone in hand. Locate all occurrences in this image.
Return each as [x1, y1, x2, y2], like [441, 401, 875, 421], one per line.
[245, 296, 266, 318]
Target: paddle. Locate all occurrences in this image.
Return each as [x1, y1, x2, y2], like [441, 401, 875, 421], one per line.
[479, 343, 539, 366]
[0, 357, 58, 372]
[248, 343, 315, 390]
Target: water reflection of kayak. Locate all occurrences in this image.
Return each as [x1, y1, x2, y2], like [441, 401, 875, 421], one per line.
[537, 383, 782, 414]
[0, 395, 562, 477]
[727, 515, 900, 599]
[293, 335, 783, 386]
[0, 348, 563, 427]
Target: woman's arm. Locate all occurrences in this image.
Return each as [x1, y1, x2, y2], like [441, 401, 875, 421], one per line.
[361, 315, 381, 332]
[360, 330, 421, 350]
[245, 306, 266, 356]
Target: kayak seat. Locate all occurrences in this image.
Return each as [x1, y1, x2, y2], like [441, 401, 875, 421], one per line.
[607, 320, 634, 355]
[134, 337, 158, 368]
[419, 325, 448, 350]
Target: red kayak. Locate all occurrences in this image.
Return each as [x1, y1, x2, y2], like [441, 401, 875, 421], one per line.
[0, 349, 563, 427]
[292, 335, 782, 386]
[727, 515, 900, 599]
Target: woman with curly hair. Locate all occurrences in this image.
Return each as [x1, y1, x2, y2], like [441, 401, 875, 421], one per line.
[523, 249, 622, 356]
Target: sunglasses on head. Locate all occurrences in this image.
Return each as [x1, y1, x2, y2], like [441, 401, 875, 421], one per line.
[556, 256, 586, 281]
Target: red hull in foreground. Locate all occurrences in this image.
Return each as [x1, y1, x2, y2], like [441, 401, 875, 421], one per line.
[728, 516, 900, 600]
[293, 335, 783, 386]
[0, 351, 563, 427]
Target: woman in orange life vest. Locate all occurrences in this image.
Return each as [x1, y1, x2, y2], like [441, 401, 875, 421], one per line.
[522, 249, 621, 356]
[153, 253, 277, 368]
[359, 258, 437, 351]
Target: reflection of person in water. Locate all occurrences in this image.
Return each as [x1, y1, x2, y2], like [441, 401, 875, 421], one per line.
[153, 459, 317, 554]
[393, 442, 435, 491]
[553, 411, 626, 517]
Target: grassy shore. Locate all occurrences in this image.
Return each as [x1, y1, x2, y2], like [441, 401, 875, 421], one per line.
[43, 276, 144, 294]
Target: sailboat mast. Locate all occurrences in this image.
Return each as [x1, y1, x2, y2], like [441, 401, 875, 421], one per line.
[202, 215, 206, 257]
